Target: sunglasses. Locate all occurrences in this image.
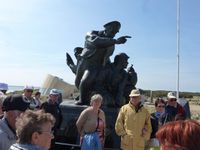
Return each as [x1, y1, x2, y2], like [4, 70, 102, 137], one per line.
[169, 99, 177, 102]
[157, 105, 165, 108]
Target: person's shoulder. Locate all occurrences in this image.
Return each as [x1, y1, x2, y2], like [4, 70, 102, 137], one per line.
[0, 119, 16, 137]
[120, 103, 130, 111]
[142, 105, 148, 109]
[0, 119, 7, 131]
[122, 103, 129, 108]
[177, 102, 184, 108]
[40, 101, 49, 108]
[82, 107, 92, 114]
[151, 112, 156, 116]
[99, 109, 105, 114]
[151, 112, 159, 120]
[41, 101, 48, 105]
[141, 106, 150, 113]
[0, 125, 9, 140]
[10, 143, 29, 150]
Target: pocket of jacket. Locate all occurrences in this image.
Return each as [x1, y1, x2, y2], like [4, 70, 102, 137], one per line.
[121, 134, 130, 146]
[137, 136, 145, 148]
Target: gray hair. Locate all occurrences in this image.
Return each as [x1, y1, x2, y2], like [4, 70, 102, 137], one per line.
[90, 94, 103, 105]
[16, 110, 55, 144]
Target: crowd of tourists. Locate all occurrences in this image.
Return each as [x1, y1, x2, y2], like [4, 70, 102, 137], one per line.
[0, 82, 200, 150]
[0, 83, 61, 150]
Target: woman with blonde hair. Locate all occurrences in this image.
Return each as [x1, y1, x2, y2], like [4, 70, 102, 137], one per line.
[76, 94, 106, 150]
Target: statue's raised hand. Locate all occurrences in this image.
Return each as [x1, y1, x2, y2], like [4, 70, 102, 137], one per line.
[116, 36, 131, 44]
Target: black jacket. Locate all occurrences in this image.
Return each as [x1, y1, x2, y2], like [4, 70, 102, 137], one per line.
[150, 112, 173, 138]
[41, 101, 62, 130]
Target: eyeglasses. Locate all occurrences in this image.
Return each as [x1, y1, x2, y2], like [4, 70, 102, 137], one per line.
[38, 130, 54, 135]
[169, 99, 177, 102]
[157, 105, 165, 108]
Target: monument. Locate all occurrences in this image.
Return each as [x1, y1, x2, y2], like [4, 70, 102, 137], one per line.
[56, 21, 137, 149]
[66, 21, 137, 107]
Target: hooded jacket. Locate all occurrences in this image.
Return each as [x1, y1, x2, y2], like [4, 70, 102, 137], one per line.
[115, 102, 152, 150]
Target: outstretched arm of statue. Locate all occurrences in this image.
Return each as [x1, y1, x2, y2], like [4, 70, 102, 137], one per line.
[86, 31, 116, 48]
[115, 36, 131, 44]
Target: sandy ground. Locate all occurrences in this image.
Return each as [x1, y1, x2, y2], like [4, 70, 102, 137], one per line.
[189, 104, 200, 116]
[190, 104, 200, 112]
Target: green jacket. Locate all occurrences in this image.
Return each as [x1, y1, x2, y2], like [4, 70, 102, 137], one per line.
[115, 102, 152, 150]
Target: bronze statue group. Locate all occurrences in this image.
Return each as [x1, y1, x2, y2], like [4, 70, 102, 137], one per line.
[66, 21, 137, 107]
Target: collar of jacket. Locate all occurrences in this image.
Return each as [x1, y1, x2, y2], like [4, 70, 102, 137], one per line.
[128, 101, 143, 113]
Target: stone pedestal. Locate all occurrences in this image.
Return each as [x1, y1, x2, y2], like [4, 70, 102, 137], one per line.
[56, 100, 120, 149]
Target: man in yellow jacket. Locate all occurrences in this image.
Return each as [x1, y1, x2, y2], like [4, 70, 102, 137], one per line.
[115, 89, 152, 150]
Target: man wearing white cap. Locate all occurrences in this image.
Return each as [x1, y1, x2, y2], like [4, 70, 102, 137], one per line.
[115, 89, 152, 150]
[23, 85, 34, 101]
[165, 92, 186, 120]
[23, 85, 40, 110]
[41, 89, 62, 150]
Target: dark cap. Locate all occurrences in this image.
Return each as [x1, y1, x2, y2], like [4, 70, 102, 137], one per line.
[2, 94, 30, 112]
[103, 21, 121, 29]
[118, 53, 129, 59]
[114, 53, 129, 63]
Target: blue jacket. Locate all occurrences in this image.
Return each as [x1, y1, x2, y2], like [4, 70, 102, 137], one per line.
[0, 117, 17, 150]
[9, 143, 47, 150]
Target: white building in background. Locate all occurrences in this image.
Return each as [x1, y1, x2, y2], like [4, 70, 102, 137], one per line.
[40, 74, 77, 99]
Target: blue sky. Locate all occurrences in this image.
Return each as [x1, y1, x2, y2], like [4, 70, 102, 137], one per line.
[0, 0, 199, 92]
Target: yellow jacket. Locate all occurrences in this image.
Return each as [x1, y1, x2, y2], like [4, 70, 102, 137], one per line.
[115, 102, 152, 150]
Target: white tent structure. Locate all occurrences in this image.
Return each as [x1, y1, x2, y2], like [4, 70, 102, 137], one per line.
[40, 74, 77, 99]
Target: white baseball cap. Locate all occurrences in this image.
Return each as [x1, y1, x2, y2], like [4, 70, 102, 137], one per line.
[24, 85, 34, 90]
[167, 92, 176, 99]
[50, 89, 59, 95]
